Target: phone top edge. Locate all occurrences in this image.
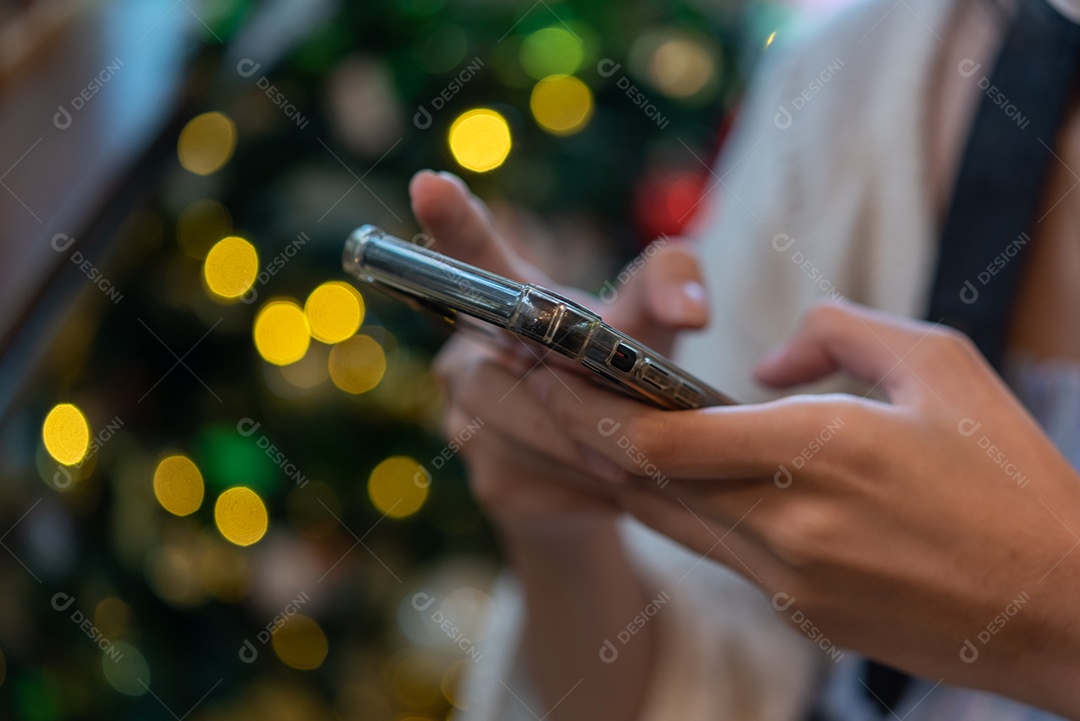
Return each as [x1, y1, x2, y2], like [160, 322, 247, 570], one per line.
[342, 224, 381, 277]
[342, 225, 737, 410]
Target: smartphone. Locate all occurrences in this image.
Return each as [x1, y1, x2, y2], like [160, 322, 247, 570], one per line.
[341, 225, 735, 410]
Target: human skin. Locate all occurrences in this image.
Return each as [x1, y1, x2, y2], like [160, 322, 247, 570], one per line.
[527, 300, 1080, 718]
[411, 169, 710, 721]
[412, 163, 1080, 718]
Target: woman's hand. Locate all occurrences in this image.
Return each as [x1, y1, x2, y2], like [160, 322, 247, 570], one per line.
[529, 300, 1080, 716]
[411, 169, 708, 531]
[411, 169, 710, 721]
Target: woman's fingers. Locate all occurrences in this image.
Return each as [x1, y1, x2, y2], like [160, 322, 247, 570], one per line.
[616, 483, 782, 588]
[753, 300, 986, 406]
[529, 369, 844, 480]
[604, 240, 709, 345]
[439, 343, 594, 471]
[409, 169, 544, 283]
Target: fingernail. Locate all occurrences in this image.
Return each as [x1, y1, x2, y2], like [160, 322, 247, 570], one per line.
[438, 170, 466, 189]
[682, 281, 706, 307]
[681, 281, 707, 321]
[663, 280, 707, 321]
[528, 372, 552, 403]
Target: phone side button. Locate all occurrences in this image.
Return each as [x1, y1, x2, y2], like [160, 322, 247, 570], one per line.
[609, 344, 638, 373]
[675, 384, 704, 408]
[641, 363, 672, 391]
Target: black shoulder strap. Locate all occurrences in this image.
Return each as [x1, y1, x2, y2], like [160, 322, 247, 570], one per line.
[924, 0, 1080, 369]
[858, 1, 1080, 716]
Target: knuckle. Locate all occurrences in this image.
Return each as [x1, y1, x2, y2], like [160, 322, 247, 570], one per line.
[620, 413, 673, 465]
[765, 503, 837, 571]
[921, 325, 981, 369]
[937, 325, 978, 357]
[805, 299, 847, 329]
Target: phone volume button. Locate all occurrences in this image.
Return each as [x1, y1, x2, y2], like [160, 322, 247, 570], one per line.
[641, 363, 673, 391]
[609, 344, 637, 372]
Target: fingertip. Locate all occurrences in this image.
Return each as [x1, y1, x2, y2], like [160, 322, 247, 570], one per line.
[437, 170, 468, 190]
[652, 280, 709, 328]
[408, 169, 445, 208]
[679, 280, 709, 326]
[410, 169, 468, 231]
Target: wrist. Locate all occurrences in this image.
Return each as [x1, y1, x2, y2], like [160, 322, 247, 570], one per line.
[495, 511, 621, 551]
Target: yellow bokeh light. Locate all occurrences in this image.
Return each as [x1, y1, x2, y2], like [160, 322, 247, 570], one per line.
[765, 30, 778, 48]
[530, 75, 594, 136]
[367, 456, 429, 519]
[204, 236, 258, 300]
[42, 403, 90, 466]
[271, 614, 329, 670]
[178, 111, 236, 175]
[214, 487, 269, 547]
[305, 282, 365, 344]
[328, 334, 386, 393]
[178, 199, 231, 259]
[448, 109, 512, 173]
[254, 300, 311, 366]
[520, 27, 584, 79]
[153, 455, 204, 517]
[648, 36, 716, 99]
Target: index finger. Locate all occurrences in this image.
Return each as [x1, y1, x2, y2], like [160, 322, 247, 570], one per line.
[529, 370, 852, 480]
[409, 170, 543, 283]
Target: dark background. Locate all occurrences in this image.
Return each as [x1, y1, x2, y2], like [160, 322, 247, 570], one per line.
[0, 0, 818, 718]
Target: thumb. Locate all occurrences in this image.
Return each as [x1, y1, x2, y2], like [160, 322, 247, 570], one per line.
[409, 169, 541, 283]
[753, 301, 940, 404]
[605, 239, 709, 340]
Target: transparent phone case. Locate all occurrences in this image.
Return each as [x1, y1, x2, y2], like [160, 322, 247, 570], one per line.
[342, 225, 735, 410]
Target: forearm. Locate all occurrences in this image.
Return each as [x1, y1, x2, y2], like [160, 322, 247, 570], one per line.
[500, 516, 659, 721]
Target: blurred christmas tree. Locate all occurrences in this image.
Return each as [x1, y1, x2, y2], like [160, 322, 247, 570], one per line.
[0, 0, 794, 719]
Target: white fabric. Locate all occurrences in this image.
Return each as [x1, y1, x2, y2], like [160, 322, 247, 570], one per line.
[457, 0, 961, 718]
[1047, 0, 1080, 23]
